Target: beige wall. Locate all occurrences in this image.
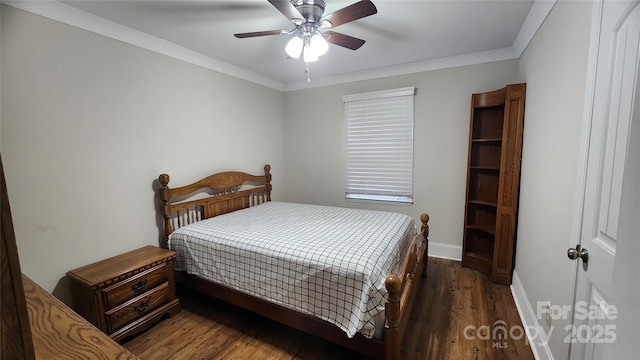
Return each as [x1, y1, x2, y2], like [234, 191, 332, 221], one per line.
[515, 1, 592, 357]
[282, 61, 518, 251]
[0, 6, 285, 304]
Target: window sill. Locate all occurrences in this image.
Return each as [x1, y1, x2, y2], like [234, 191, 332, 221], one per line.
[345, 195, 413, 207]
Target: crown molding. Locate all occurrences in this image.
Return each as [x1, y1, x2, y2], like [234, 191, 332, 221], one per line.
[285, 47, 519, 91]
[4, 0, 554, 92]
[513, 0, 557, 56]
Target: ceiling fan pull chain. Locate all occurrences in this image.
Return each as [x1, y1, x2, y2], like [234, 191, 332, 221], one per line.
[306, 62, 311, 83]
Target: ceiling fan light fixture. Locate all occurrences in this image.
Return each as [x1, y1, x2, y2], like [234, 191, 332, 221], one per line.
[310, 32, 329, 57]
[285, 35, 303, 58]
[235, 0, 377, 81]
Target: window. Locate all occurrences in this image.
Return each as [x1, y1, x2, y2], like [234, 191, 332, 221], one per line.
[343, 87, 415, 204]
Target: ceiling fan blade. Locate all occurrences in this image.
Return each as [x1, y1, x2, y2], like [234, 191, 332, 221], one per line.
[319, 1, 377, 28]
[324, 31, 366, 50]
[234, 30, 286, 38]
[268, 0, 306, 24]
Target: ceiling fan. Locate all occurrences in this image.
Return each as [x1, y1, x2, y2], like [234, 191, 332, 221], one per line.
[234, 0, 377, 79]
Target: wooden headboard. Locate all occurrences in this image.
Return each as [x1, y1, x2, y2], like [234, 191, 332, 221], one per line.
[158, 164, 272, 237]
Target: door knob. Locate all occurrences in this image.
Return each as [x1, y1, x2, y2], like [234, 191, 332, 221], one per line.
[567, 244, 589, 264]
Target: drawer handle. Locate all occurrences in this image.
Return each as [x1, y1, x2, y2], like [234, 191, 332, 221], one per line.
[134, 300, 150, 313]
[131, 279, 148, 291]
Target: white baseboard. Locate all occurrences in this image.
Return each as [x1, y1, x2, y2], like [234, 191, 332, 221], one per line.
[427, 241, 462, 261]
[510, 270, 554, 360]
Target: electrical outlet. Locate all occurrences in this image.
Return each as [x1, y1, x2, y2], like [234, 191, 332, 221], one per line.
[544, 302, 552, 328]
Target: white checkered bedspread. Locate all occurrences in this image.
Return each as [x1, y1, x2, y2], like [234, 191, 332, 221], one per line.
[168, 201, 416, 338]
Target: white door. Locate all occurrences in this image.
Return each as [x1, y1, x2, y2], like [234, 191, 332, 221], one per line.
[569, 0, 640, 359]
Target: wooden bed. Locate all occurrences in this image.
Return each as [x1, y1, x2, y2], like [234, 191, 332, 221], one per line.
[158, 164, 429, 360]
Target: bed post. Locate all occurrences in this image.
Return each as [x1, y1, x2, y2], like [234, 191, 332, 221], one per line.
[420, 213, 430, 277]
[264, 164, 272, 201]
[158, 174, 174, 238]
[384, 275, 401, 360]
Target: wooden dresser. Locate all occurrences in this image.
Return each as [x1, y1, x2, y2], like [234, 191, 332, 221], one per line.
[67, 245, 180, 342]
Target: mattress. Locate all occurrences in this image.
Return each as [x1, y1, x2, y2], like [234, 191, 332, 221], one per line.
[168, 201, 416, 338]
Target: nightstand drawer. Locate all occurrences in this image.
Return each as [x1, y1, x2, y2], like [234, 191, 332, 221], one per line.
[103, 263, 169, 309]
[106, 282, 171, 332]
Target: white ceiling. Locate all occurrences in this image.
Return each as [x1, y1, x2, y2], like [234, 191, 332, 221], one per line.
[9, 0, 553, 91]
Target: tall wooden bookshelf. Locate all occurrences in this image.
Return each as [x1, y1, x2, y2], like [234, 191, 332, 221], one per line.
[462, 83, 526, 285]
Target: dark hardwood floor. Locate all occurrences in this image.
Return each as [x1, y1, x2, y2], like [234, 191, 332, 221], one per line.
[122, 258, 534, 359]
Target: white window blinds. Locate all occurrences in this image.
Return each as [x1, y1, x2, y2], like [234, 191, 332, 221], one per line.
[343, 87, 415, 203]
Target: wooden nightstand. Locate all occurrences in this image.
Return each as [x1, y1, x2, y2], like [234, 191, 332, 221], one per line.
[67, 245, 180, 342]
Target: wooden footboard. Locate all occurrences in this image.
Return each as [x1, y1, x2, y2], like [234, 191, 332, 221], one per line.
[385, 213, 430, 360]
[157, 165, 430, 359]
